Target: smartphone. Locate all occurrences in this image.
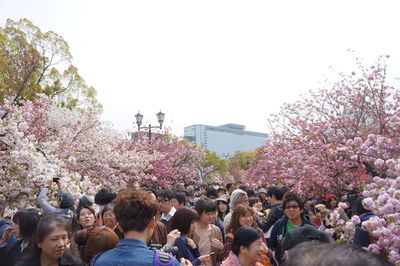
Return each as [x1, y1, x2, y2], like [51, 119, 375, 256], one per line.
[209, 252, 215, 256]
[53, 177, 60, 183]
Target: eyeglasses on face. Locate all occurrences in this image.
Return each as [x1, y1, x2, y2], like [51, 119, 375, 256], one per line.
[158, 198, 171, 203]
[285, 205, 300, 210]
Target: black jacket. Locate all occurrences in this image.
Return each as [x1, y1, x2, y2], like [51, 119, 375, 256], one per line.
[259, 203, 284, 233]
[15, 251, 83, 266]
[269, 214, 314, 251]
[0, 239, 31, 266]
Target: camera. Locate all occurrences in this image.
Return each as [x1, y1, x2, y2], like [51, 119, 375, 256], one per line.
[149, 244, 179, 256]
[315, 208, 321, 213]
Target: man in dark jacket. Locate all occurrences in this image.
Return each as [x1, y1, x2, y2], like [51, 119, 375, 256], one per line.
[269, 192, 314, 264]
[258, 187, 288, 236]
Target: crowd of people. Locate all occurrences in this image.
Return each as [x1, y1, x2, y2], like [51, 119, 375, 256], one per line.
[0, 180, 395, 266]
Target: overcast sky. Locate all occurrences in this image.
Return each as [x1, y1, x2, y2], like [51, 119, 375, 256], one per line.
[1, 0, 399, 136]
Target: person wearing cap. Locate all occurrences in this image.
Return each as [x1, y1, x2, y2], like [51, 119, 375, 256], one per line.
[257, 188, 271, 210]
[37, 179, 74, 223]
[215, 195, 229, 238]
[325, 194, 349, 221]
[223, 189, 248, 232]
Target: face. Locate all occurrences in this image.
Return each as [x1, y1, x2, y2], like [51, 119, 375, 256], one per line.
[284, 200, 302, 220]
[103, 210, 116, 228]
[38, 227, 68, 261]
[158, 197, 172, 214]
[241, 237, 265, 263]
[330, 198, 338, 208]
[238, 194, 249, 205]
[218, 201, 228, 213]
[13, 222, 20, 238]
[78, 208, 96, 229]
[253, 201, 262, 212]
[199, 211, 217, 225]
[171, 198, 180, 210]
[307, 209, 316, 221]
[208, 195, 217, 200]
[239, 212, 254, 227]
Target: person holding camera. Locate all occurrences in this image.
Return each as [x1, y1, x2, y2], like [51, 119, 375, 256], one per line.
[93, 188, 191, 266]
[37, 179, 75, 223]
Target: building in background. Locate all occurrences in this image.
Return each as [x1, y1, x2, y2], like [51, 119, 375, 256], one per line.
[184, 124, 269, 158]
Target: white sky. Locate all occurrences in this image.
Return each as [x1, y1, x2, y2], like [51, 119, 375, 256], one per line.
[1, 0, 400, 136]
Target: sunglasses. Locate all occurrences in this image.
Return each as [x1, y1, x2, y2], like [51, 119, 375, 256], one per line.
[285, 205, 300, 210]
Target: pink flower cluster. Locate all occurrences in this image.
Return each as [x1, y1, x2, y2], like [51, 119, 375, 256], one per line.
[0, 96, 209, 209]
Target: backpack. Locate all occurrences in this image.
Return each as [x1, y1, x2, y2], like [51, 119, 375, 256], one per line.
[153, 250, 176, 266]
[89, 250, 176, 266]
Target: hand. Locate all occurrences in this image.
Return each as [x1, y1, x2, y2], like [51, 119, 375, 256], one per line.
[46, 180, 53, 188]
[211, 238, 223, 251]
[166, 229, 181, 247]
[258, 215, 267, 222]
[180, 258, 193, 266]
[0, 227, 14, 244]
[186, 238, 197, 249]
[199, 255, 211, 264]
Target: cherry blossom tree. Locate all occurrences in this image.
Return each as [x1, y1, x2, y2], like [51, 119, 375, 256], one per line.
[247, 55, 399, 197]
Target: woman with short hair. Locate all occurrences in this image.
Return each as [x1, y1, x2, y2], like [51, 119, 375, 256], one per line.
[171, 207, 211, 266]
[16, 215, 83, 266]
[222, 226, 265, 266]
[193, 198, 224, 266]
[73, 227, 119, 264]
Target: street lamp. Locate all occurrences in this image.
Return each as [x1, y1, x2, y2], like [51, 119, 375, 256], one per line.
[223, 153, 230, 160]
[135, 110, 165, 141]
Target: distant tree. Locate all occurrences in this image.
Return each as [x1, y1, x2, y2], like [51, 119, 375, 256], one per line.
[201, 150, 228, 182]
[0, 18, 100, 109]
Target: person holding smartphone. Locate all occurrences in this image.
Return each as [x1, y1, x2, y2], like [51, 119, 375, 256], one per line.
[37, 179, 75, 223]
[193, 198, 224, 266]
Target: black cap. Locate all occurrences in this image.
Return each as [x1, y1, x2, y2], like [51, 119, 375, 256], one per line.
[282, 224, 332, 251]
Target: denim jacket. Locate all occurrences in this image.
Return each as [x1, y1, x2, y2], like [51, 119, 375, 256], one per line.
[94, 238, 179, 266]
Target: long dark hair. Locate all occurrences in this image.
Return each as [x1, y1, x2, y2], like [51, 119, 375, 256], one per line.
[23, 215, 71, 260]
[216, 199, 230, 220]
[12, 209, 40, 243]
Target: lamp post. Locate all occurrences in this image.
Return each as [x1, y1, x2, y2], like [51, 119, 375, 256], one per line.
[223, 153, 230, 161]
[134, 110, 165, 141]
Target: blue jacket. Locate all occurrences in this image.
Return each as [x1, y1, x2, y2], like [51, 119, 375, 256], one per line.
[174, 236, 201, 266]
[94, 238, 179, 266]
[353, 212, 376, 247]
[269, 215, 314, 251]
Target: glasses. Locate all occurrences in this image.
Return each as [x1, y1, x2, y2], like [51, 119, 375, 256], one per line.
[285, 205, 300, 210]
[158, 198, 171, 203]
